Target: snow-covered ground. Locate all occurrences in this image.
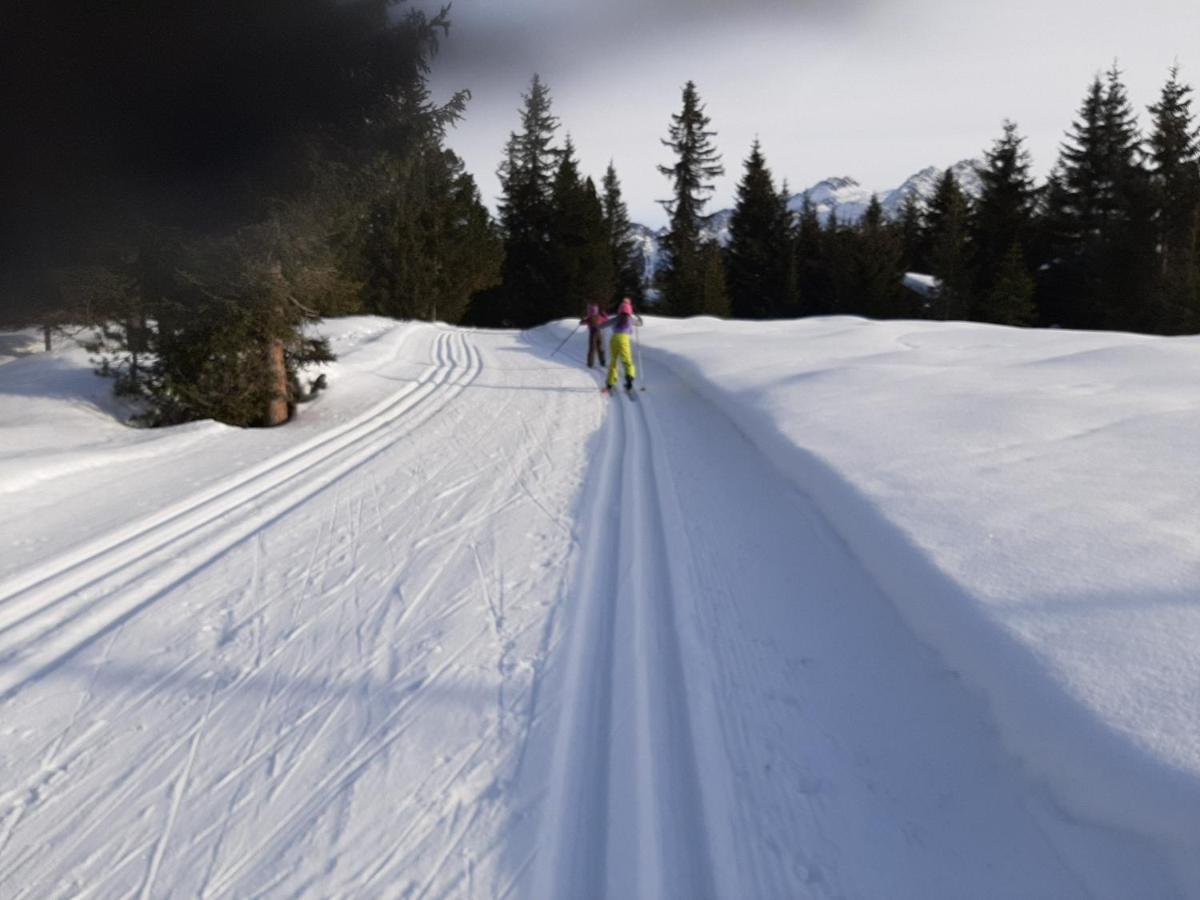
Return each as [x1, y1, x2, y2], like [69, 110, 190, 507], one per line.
[1, 315, 1197, 897]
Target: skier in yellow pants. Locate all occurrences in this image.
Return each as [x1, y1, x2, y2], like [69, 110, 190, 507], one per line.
[602, 298, 642, 393]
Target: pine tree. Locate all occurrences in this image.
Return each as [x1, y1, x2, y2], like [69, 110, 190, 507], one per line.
[971, 121, 1037, 321]
[794, 193, 832, 315]
[828, 196, 905, 319]
[548, 141, 614, 319]
[897, 191, 926, 273]
[1046, 66, 1154, 330]
[494, 74, 561, 326]
[925, 169, 973, 319]
[987, 243, 1038, 325]
[726, 140, 793, 319]
[57, 2, 467, 426]
[697, 241, 730, 317]
[358, 145, 500, 324]
[657, 81, 724, 317]
[601, 162, 644, 304]
[1147, 65, 1200, 332]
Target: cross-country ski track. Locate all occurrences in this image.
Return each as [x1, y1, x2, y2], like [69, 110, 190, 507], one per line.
[0, 321, 1179, 898]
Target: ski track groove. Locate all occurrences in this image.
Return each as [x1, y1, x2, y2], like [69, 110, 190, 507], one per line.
[1, 329, 499, 890]
[529, 374, 722, 899]
[0, 329, 483, 702]
[1, 327, 615, 897]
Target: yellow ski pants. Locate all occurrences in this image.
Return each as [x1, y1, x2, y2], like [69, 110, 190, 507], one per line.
[606, 333, 636, 387]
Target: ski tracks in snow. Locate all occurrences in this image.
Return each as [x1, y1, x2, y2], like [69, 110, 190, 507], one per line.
[0, 329, 480, 701]
[531, 390, 724, 900]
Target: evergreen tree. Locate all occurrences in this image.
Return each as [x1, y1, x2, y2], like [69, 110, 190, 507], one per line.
[987, 243, 1038, 325]
[794, 194, 832, 315]
[359, 145, 500, 324]
[829, 196, 905, 319]
[726, 141, 793, 319]
[897, 191, 926, 273]
[548, 141, 615, 318]
[1147, 65, 1200, 332]
[657, 81, 724, 317]
[925, 169, 974, 319]
[601, 162, 644, 304]
[1045, 67, 1154, 330]
[971, 121, 1037, 321]
[493, 74, 561, 326]
[697, 241, 731, 317]
[36, 1, 467, 426]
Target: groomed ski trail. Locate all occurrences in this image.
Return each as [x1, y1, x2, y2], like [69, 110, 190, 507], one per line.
[0, 330, 481, 700]
[531, 384, 719, 900]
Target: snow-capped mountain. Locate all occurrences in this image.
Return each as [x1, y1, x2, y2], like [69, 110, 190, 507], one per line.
[632, 160, 984, 281]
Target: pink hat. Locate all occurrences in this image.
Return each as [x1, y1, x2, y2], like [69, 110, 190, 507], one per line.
[618, 299, 634, 315]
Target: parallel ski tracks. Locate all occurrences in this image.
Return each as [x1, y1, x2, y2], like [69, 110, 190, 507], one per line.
[0, 328, 482, 701]
[533, 391, 719, 899]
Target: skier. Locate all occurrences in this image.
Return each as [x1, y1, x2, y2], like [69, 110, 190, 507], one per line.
[579, 303, 608, 368]
[600, 298, 642, 393]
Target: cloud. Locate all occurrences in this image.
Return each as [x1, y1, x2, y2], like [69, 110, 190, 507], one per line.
[419, 0, 865, 82]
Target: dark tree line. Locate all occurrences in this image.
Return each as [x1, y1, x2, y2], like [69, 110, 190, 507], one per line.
[466, 76, 642, 327]
[1, 1, 499, 427]
[7, 49, 1199, 427]
[720, 64, 1200, 333]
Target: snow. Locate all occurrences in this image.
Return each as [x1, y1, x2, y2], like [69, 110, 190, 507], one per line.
[621, 315, 1200, 875]
[1, 315, 1198, 897]
[902, 271, 940, 297]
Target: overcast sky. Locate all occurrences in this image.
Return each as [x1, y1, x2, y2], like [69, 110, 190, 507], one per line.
[415, 0, 1200, 227]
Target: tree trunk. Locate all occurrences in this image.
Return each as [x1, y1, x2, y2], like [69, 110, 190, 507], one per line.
[265, 338, 289, 426]
[43, 324, 52, 352]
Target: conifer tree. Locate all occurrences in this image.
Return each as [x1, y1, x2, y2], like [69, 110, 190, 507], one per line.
[829, 196, 905, 319]
[897, 191, 926, 273]
[1046, 67, 1154, 329]
[601, 162, 644, 304]
[1147, 65, 1200, 332]
[987, 243, 1038, 326]
[794, 194, 832, 315]
[971, 121, 1037, 321]
[359, 145, 500, 324]
[657, 81, 724, 316]
[548, 140, 614, 318]
[726, 141, 793, 318]
[925, 169, 974, 319]
[697, 241, 731, 317]
[494, 74, 561, 325]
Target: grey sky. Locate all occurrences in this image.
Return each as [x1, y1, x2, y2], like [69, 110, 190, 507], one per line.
[417, 0, 1200, 227]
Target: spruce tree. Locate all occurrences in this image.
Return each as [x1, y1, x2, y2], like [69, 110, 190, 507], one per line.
[1047, 67, 1154, 330]
[657, 81, 724, 317]
[494, 74, 560, 326]
[829, 196, 904, 319]
[987, 243, 1038, 325]
[794, 194, 832, 315]
[601, 162, 644, 304]
[897, 191, 926, 273]
[971, 121, 1037, 321]
[1147, 65, 1200, 332]
[45, 1, 467, 426]
[726, 140, 793, 319]
[925, 169, 974, 319]
[548, 141, 615, 318]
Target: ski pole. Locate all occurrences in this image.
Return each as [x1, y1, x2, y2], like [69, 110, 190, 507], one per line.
[549, 322, 582, 359]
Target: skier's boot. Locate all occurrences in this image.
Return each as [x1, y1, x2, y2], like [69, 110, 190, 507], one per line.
[625, 374, 634, 392]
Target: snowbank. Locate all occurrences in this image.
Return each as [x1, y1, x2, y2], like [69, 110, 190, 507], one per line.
[555, 315, 1200, 862]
